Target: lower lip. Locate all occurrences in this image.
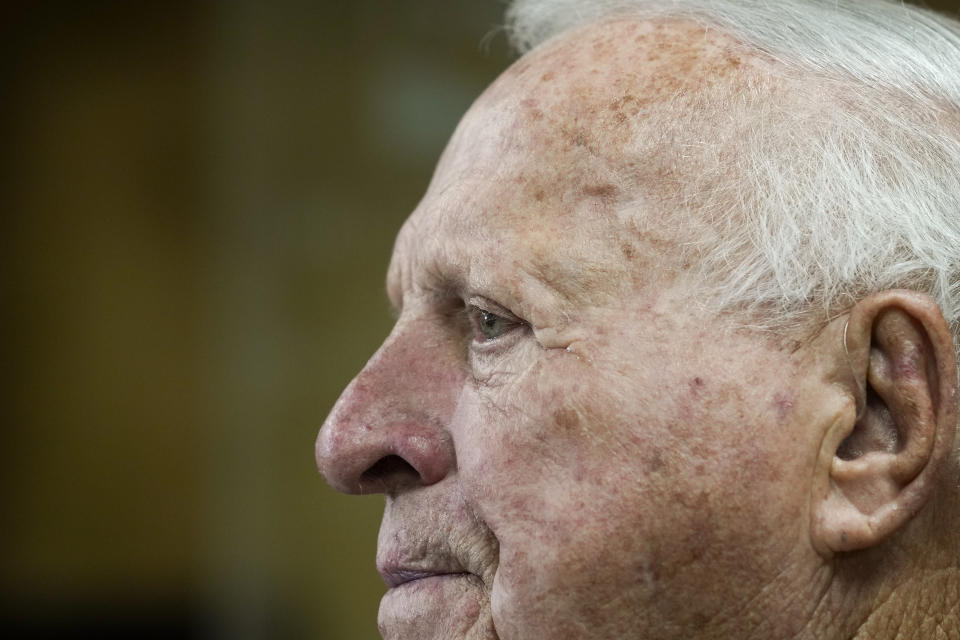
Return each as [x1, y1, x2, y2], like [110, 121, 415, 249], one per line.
[378, 573, 484, 634]
[380, 572, 477, 616]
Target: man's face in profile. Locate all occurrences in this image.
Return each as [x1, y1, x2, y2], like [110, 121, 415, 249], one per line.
[317, 18, 918, 640]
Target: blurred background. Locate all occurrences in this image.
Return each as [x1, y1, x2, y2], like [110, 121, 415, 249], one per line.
[2, 1, 958, 639]
[2, 1, 511, 638]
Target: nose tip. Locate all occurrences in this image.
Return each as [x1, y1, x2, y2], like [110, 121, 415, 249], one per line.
[315, 416, 363, 493]
[316, 388, 383, 494]
[315, 325, 461, 495]
[316, 410, 455, 494]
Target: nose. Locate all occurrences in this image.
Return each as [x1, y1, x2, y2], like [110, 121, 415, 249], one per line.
[316, 319, 462, 494]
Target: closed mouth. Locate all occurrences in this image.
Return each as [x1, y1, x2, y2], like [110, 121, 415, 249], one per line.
[381, 569, 472, 589]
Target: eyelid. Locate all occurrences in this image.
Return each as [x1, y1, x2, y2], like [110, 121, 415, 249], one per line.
[466, 296, 521, 322]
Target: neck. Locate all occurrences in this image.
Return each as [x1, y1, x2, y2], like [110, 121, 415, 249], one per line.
[849, 567, 959, 640]
[826, 480, 960, 640]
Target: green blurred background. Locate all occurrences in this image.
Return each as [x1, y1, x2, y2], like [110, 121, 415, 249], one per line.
[2, 1, 958, 638]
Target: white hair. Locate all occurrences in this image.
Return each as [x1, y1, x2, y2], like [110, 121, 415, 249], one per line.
[505, 0, 960, 365]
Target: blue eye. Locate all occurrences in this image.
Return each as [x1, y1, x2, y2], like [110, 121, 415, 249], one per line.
[469, 305, 517, 342]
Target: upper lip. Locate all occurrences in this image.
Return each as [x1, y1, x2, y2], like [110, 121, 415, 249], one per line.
[375, 497, 498, 592]
[376, 532, 475, 589]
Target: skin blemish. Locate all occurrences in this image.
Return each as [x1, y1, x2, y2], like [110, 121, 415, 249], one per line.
[685, 520, 712, 561]
[764, 461, 783, 483]
[772, 391, 795, 422]
[644, 449, 665, 473]
[609, 94, 640, 116]
[592, 38, 612, 55]
[895, 354, 920, 379]
[552, 406, 581, 434]
[608, 94, 639, 113]
[583, 183, 618, 200]
[540, 71, 554, 82]
[687, 438, 709, 459]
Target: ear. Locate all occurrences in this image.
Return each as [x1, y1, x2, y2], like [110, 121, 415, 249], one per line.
[810, 290, 958, 555]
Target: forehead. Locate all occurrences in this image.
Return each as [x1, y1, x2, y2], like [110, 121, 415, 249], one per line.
[389, 18, 767, 308]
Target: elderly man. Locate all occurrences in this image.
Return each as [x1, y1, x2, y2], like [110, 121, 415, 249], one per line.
[317, 0, 960, 638]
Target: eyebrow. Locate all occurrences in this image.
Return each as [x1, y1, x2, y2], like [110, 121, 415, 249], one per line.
[386, 293, 401, 320]
[385, 250, 470, 319]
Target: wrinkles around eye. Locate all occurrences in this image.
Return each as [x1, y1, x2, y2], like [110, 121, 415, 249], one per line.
[466, 331, 539, 393]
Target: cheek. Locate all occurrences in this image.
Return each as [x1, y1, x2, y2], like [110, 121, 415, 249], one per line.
[452, 353, 673, 633]
[454, 351, 622, 525]
[452, 346, 812, 637]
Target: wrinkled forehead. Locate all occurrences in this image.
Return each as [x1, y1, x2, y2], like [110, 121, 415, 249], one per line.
[389, 18, 769, 304]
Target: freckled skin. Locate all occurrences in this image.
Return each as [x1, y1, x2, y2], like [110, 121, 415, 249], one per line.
[317, 16, 959, 640]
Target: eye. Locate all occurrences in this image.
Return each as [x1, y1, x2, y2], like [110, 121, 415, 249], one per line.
[467, 304, 521, 343]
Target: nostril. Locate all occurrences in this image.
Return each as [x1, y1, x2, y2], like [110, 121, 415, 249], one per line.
[361, 455, 420, 490]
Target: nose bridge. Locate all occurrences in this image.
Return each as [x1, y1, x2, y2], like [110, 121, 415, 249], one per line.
[316, 318, 463, 494]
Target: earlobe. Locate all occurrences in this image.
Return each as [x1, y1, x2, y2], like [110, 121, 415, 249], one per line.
[810, 291, 958, 555]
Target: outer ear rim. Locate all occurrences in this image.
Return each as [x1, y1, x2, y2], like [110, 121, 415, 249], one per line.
[809, 290, 959, 557]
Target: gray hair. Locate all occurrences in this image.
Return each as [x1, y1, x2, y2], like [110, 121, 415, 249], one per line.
[505, 0, 960, 361]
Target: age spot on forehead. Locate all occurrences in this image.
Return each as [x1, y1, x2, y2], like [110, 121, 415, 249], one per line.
[608, 94, 642, 124]
[582, 183, 619, 201]
[495, 16, 772, 176]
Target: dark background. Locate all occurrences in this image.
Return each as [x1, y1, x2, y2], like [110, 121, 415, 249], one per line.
[2, 1, 957, 638]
